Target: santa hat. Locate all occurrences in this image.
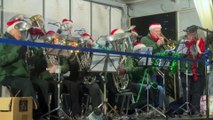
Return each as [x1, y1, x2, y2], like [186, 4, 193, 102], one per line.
[110, 28, 125, 35]
[43, 30, 58, 43]
[46, 30, 55, 35]
[6, 19, 22, 32]
[81, 33, 94, 44]
[196, 37, 205, 54]
[131, 28, 138, 36]
[149, 23, 162, 31]
[61, 18, 73, 31]
[62, 18, 73, 24]
[133, 42, 146, 52]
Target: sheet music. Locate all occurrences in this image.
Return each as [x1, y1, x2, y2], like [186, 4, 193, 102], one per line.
[176, 42, 187, 54]
[134, 47, 153, 66]
[90, 53, 120, 72]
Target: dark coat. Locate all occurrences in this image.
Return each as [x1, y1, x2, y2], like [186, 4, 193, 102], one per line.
[0, 32, 29, 82]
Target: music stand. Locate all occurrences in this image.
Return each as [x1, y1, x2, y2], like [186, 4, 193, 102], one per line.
[173, 42, 195, 115]
[87, 52, 120, 118]
[135, 47, 166, 118]
[40, 50, 72, 120]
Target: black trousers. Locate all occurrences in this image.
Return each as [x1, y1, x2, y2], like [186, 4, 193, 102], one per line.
[31, 78, 49, 114]
[84, 83, 102, 108]
[1, 76, 37, 100]
[180, 72, 205, 112]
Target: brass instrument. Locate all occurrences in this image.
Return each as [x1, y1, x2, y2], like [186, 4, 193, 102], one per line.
[30, 15, 43, 27]
[160, 33, 177, 50]
[109, 33, 132, 92]
[29, 14, 45, 34]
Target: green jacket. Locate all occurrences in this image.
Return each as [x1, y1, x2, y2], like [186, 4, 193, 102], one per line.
[0, 32, 29, 82]
[139, 34, 165, 54]
[38, 54, 69, 81]
[124, 56, 153, 83]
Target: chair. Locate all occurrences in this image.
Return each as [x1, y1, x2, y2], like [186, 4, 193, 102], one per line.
[81, 93, 92, 116]
[115, 91, 135, 115]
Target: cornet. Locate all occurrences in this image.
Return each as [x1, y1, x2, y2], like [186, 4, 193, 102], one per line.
[159, 33, 177, 50]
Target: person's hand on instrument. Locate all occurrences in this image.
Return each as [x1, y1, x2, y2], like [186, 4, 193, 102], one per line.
[157, 36, 165, 46]
[117, 66, 126, 75]
[46, 65, 61, 74]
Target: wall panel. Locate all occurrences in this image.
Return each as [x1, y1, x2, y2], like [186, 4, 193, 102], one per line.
[71, 0, 91, 36]
[111, 7, 122, 31]
[92, 3, 110, 40]
[178, 9, 202, 38]
[44, 0, 70, 32]
[3, 0, 42, 32]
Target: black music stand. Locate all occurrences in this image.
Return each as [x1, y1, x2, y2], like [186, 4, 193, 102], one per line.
[173, 43, 196, 116]
[87, 52, 120, 119]
[40, 50, 72, 120]
[135, 48, 166, 118]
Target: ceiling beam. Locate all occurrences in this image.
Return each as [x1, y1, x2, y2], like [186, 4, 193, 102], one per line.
[122, 0, 146, 4]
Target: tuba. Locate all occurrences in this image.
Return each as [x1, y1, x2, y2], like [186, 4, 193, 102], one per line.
[109, 33, 132, 92]
[30, 15, 43, 27]
[29, 14, 46, 36]
[159, 33, 177, 50]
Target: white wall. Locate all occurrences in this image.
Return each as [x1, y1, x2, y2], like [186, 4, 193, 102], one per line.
[3, 0, 43, 32]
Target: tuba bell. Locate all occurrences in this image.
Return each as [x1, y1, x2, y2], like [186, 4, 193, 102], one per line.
[29, 14, 45, 34]
[30, 15, 43, 26]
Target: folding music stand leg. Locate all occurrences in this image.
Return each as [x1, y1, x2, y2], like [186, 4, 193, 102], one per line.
[140, 70, 166, 118]
[173, 62, 196, 115]
[40, 58, 72, 120]
[87, 53, 119, 119]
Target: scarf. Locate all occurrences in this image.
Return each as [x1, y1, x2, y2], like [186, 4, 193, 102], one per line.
[150, 33, 158, 42]
[185, 39, 200, 80]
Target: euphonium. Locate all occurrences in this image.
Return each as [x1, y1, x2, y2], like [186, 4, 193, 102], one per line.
[159, 33, 177, 50]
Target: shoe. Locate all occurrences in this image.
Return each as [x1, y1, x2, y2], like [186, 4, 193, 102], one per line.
[94, 107, 102, 115]
[191, 111, 202, 117]
[73, 115, 82, 120]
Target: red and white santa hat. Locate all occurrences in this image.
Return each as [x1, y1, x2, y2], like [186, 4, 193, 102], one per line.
[62, 18, 73, 24]
[133, 42, 146, 52]
[131, 28, 138, 36]
[110, 28, 125, 35]
[81, 32, 94, 44]
[61, 18, 73, 30]
[46, 30, 55, 35]
[6, 19, 22, 32]
[196, 37, 205, 54]
[149, 23, 162, 31]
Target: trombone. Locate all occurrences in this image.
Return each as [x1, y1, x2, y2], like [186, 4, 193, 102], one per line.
[159, 33, 177, 50]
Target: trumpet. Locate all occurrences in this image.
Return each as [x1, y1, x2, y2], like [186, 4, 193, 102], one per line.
[159, 33, 177, 50]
